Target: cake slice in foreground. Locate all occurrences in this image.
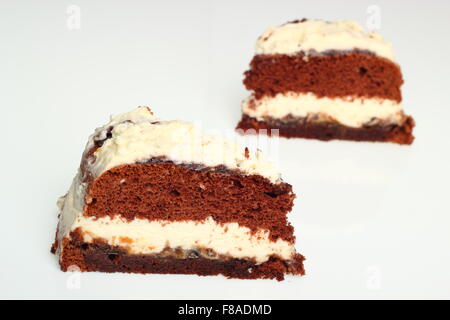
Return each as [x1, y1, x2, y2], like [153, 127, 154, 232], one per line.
[52, 107, 304, 280]
[237, 19, 415, 144]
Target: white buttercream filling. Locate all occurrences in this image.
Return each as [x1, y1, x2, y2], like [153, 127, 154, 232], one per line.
[242, 92, 404, 128]
[255, 20, 395, 61]
[56, 175, 295, 264]
[86, 107, 281, 184]
[71, 216, 295, 264]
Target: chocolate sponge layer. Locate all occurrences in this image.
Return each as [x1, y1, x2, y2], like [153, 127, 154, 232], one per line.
[237, 114, 415, 145]
[84, 160, 296, 242]
[244, 52, 403, 102]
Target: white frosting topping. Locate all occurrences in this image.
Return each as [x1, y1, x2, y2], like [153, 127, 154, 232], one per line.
[86, 107, 281, 183]
[255, 19, 395, 60]
[56, 175, 295, 264]
[242, 92, 404, 128]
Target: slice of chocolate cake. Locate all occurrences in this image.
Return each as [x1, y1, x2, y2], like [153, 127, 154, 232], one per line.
[236, 19, 415, 144]
[51, 107, 304, 280]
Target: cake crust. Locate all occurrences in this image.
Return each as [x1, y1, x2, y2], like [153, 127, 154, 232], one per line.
[244, 52, 403, 102]
[237, 114, 415, 145]
[58, 229, 305, 281]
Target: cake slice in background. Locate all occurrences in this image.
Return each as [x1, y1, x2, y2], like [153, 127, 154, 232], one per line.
[236, 19, 415, 144]
[51, 107, 305, 280]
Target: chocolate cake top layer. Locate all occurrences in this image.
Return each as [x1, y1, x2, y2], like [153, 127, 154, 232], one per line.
[82, 107, 281, 184]
[244, 52, 403, 101]
[255, 19, 395, 61]
[84, 160, 296, 242]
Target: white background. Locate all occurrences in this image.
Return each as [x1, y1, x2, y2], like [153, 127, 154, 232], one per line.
[1, 0, 449, 299]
